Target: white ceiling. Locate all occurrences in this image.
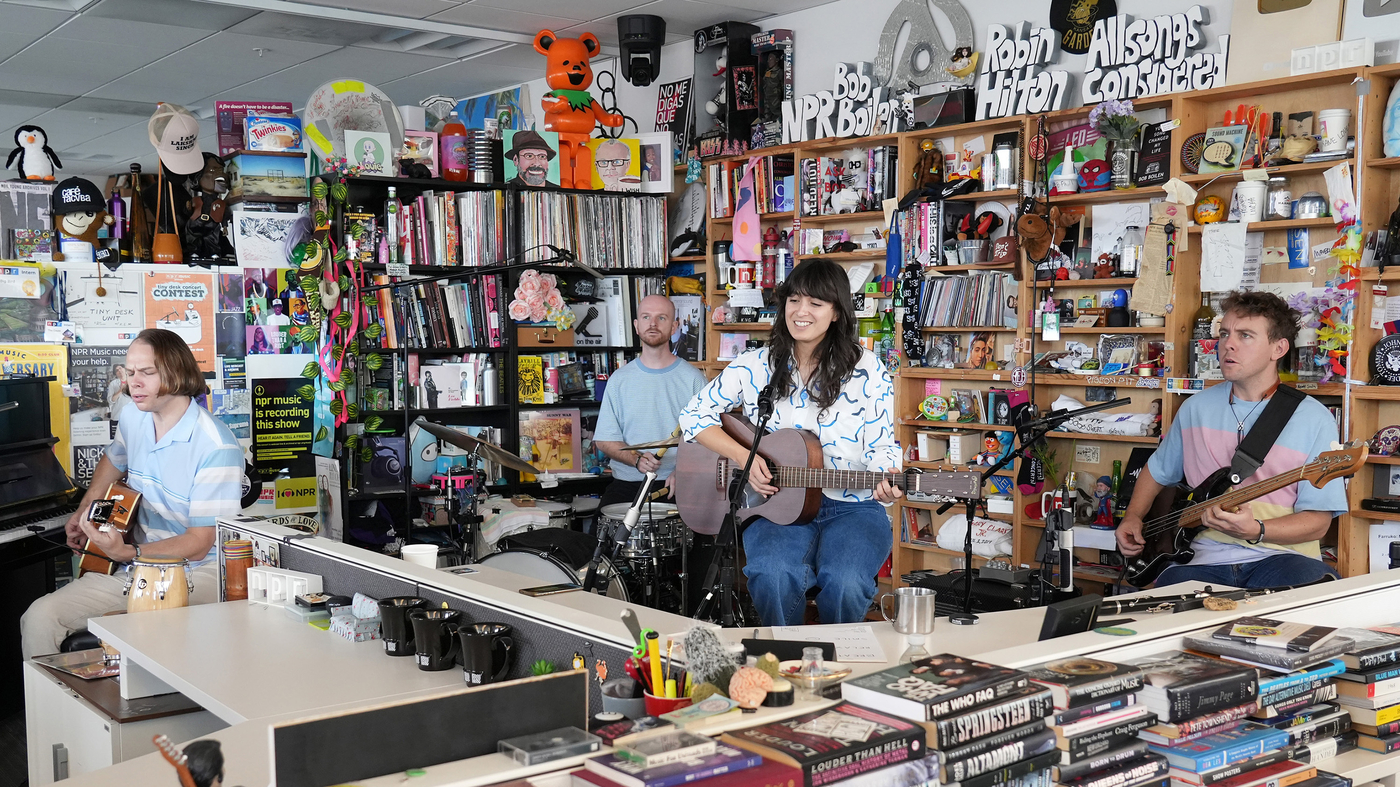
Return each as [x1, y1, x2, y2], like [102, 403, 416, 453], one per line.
[0, 0, 839, 185]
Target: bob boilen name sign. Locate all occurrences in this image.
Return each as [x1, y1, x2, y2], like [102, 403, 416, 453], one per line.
[1082, 6, 1229, 102]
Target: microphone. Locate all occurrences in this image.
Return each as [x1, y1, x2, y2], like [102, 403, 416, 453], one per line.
[1015, 397, 1131, 433]
[757, 383, 776, 420]
[545, 244, 604, 279]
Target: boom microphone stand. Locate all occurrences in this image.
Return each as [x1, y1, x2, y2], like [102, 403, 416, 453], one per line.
[694, 385, 776, 626]
[937, 397, 1131, 624]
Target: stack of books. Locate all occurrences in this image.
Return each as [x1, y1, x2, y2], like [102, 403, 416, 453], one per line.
[1330, 623, 1400, 753]
[1022, 657, 1163, 787]
[1183, 617, 1358, 763]
[1128, 651, 1327, 787]
[840, 654, 1058, 787]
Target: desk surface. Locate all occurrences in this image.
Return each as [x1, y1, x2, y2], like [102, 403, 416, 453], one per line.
[88, 602, 463, 725]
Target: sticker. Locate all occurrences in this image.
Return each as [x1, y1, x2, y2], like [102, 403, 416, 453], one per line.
[1012, 366, 1027, 387]
[1094, 626, 1137, 636]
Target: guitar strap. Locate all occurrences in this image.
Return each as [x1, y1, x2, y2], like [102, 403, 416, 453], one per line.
[1228, 384, 1306, 485]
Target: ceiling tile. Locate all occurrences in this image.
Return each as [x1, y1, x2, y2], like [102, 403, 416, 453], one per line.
[0, 104, 49, 134]
[63, 95, 157, 116]
[26, 109, 141, 148]
[426, 3, 586, 34]
[467, 0, 645, 22]
[225, 10, 384, 46]
[85, 0, 258, 31]
[0, 4, 71, 61]
[0, 36, 201, 96]
[0, 88, 74, 109]
[625, 0, 765, 27]
[31, 14, 210, 45]
[202, 46, 452, 108]
[383, 59, 540, 99]
[693, 0, 840, 14]
[91, 32, 339, 105]
[291, 0, 463, 21]
[467, 42, 549, 70]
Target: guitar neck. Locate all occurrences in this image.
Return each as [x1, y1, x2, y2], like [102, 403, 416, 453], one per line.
[1178, 467, 1307, 528]
[772, 466, 903, 491]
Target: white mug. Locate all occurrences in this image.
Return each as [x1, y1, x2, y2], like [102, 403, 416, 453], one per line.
[725, 261, 756, 289]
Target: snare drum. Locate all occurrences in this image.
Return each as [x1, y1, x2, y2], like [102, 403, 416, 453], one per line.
[124, 556, 194, 614]
[599, 502, 689, 558]
[535, 500, 574, 530]
[476, 548, 629, 602]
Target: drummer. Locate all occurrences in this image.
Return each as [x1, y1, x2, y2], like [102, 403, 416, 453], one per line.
[20, 329, 243, 658]
[593, 295, 707, 511]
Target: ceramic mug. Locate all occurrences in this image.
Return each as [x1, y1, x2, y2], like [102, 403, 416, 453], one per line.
[456, 622, 514, 686]
[378, 596, 430, 656]
[409, 608, 464, 671]
[726, 261, 756, 289]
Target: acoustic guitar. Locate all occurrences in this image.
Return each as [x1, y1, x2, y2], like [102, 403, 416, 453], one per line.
[674, 412, 983, 535]
[77, 480, 141, 577]
[1123, 442, 1367, 588]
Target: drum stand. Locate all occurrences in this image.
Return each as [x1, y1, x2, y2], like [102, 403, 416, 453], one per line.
[440, 450, 488, 564]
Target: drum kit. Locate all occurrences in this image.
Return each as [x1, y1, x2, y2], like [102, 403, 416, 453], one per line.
[414, 418, 693, 614]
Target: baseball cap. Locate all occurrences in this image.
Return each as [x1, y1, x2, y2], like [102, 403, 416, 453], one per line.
[51, 177, 104, 214]
[148, 102, 203, 174]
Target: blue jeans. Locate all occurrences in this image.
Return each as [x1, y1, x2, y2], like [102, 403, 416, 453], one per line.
[1156, 553, 1338, 590]
[742, 497, 892, 626]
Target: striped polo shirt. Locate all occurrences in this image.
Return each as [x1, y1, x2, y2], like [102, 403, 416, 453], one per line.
[105, 399, 244, 567]
[1146, 381, 1347, 565]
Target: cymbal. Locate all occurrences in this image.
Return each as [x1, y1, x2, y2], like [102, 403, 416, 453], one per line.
[412, 417, 540, 475]
[622, 437, 679, 451]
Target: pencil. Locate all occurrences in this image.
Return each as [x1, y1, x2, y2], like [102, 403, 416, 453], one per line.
[664, 639, 674, 685]
[646, 631, 663, 697]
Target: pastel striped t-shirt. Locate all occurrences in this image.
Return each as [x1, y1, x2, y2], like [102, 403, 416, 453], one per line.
[105, 400, 245, 567]
[1146, 382, 1347, 564]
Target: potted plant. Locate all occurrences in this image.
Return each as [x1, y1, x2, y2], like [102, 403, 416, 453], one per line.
[1089, 100, 1142, 190]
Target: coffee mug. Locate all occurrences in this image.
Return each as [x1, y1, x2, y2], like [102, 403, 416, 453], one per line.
[409, 608, 464, 671]
[378, 596, 430, 656]
[879, 586, 936, 636]
[456, 622, 514, 686]
[726, 261, 756, 289]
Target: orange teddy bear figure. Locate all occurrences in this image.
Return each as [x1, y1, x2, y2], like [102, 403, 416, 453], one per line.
[534, 29, 624, 189]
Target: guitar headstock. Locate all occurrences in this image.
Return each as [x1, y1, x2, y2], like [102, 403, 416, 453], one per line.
[153, 735, 196, 787]
[1304, 441, 1369, 488]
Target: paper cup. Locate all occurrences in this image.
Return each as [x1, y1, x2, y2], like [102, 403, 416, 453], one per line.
[401, 544, 439, 569]
[1317, 109, 1351, 153]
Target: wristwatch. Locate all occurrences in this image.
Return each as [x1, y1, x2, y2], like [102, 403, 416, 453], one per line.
[1248, 518, 1266, 545]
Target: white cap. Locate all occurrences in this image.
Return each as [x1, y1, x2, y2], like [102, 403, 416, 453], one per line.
[147, 102, 204, 174]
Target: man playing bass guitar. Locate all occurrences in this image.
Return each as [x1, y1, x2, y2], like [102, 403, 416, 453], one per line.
[1116, 291, 1346, 588]
[679, 259, 902, 626]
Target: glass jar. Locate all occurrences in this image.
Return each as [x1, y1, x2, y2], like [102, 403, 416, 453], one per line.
[1267, 175, 1293, 220]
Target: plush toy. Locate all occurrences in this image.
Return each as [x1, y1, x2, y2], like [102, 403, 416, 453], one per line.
[704, 47, 729, 132]
[182, 153, 234, 264]
[50, 177, 113, 269]
[7, 125, 60, 181]
[533, 29, 624, 189]
[1078, 159, 1111, 192]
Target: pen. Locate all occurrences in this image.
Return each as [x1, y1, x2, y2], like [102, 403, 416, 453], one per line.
[646, 631, 663, 697]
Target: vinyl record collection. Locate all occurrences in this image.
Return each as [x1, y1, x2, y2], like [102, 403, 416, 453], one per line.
[916, 271, 1017, 328]
[517, 191, 668, 270]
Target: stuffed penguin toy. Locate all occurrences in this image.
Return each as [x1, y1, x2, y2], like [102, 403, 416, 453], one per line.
[7, 125, 60, 181]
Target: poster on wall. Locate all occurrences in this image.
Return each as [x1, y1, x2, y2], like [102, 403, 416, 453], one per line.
[231, 208, 303, 268]
[68, 346, 128, 472]
[251, 377, 314, 482]
[457, 87, 530, 131]
[0, 261, 60, 344]
[212, 388, 251, 441]
[145, 270, 216, 373]
[244, 268, 313, 355]
[0, 343, 70, 473]
[61, 267, 144, 345]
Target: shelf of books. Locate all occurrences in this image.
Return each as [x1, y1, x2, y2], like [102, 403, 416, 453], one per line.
[342, 176, 667, 541]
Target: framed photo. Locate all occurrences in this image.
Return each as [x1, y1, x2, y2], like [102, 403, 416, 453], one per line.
[963, 331, 994, 369]
[585, 137, 641, 192]
[635, 131, 674, 194]
[402, 130, 438, 178]
[502, 129, 560, 187]
[344, 130, 392, 176]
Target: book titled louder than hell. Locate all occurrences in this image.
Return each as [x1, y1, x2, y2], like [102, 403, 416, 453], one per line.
[719, 701, 925, 787]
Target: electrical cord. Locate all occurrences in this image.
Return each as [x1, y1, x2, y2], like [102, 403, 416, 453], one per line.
[26, 525, 122, 567]
[593, 70, 639, 138]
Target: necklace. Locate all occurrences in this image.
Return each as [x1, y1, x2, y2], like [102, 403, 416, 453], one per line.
[1229, 386, 1267, 443]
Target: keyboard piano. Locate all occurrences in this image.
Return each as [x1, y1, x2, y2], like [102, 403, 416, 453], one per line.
[0, 503, 76, 546]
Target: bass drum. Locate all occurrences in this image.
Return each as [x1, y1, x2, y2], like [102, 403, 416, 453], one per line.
[476, 548, 629, 602]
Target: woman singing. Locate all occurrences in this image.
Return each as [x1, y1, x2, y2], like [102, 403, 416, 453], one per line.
[679, 258, 901, 626]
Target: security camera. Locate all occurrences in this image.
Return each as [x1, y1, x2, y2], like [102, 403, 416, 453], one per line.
[618, 14, 665, 87]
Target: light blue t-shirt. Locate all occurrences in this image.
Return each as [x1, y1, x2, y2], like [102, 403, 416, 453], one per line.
[105, 400, 245, 567]
[595, 357, 707, 481]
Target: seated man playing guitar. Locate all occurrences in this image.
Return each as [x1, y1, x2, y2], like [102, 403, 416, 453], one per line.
[21, 329, 243, 658]
[1117, 291, 1346, 589]
[679, 258, 902, 626]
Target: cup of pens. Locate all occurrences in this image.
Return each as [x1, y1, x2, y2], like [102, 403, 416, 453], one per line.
[644, 691, 692, 716]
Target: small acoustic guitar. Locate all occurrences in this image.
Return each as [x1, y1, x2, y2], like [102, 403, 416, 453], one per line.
[1123, 442, 1367, 588]
[674, 412, 983, 535]
[77, 480, 141, 577]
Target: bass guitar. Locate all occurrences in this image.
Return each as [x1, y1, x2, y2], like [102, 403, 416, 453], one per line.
[153, 734, 197, 787]
[1124, 442, 1367, 588]
[674, 412, 982, 535]
[77, 480, 141, 577]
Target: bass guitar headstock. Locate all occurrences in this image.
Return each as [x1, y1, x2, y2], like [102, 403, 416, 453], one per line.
[153, 734, 197, 787]
[1304, 441, 1369, 488]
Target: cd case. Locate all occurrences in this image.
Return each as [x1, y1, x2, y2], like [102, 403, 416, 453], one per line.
[498, 726, 601, 765]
